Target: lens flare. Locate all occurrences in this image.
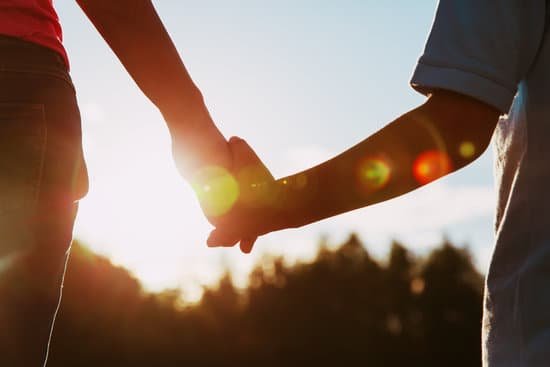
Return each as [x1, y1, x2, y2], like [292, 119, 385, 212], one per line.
[191, 166, 239, 217]
[413, 150, 452, 185]
[237, 165, 277, 208]
[459, 141, 476, 159]
[357, 157, 392, 190]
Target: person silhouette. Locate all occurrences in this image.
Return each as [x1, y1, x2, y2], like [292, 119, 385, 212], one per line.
[0, 1, 238, 365]
[207, 1, 550, 366]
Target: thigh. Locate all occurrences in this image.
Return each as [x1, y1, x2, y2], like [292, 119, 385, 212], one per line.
[0, 73, 87, 366]
[0, 103, 47, 260]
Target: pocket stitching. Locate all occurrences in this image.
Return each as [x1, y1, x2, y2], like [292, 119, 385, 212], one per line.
[0, 103, 48, 216]
[32, 104, 48, 210]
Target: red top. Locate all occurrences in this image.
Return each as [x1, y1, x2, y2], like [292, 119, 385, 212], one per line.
[0, 0, 68, 68]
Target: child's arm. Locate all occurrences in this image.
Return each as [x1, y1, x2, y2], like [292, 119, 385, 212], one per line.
[278, 90, 499, 228]
[206, 90, 499, 248]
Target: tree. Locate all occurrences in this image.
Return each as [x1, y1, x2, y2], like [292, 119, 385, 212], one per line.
[0, 237, 485, 366]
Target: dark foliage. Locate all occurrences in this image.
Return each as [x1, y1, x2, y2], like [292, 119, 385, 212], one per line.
[4, 235, 485, 366]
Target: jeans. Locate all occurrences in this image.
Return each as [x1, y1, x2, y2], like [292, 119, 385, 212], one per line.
[0, 36, 88, 366]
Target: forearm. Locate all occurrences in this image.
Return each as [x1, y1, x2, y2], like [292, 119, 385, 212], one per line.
[77, 0, 218, 137]
[276, 92, 499, 228]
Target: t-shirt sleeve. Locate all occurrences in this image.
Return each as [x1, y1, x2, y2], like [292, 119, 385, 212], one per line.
[411, 0, 546, 113]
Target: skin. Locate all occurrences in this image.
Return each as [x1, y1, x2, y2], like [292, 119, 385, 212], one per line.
[207, 90, 500, 252]
[8, 2, 237, 364]
[76, 0, 254, 244]
[76, 0, 232, 176]
[75, 1, 500, 254]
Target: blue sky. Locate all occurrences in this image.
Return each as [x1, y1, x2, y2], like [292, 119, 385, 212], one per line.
[56, 1, 496, 299]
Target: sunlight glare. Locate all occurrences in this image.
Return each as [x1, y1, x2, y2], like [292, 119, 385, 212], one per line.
[191, 166, 240, 217]
[237, 164, 277, 208]
[413, 150, 452, 185]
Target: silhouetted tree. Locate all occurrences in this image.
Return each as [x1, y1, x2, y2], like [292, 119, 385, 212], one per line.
[1, 235, 485, 367]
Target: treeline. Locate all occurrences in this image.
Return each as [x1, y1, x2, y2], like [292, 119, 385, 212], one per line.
[29, 235, 487, 366]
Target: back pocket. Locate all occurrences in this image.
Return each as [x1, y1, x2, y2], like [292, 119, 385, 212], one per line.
[0, 103, 47, 258]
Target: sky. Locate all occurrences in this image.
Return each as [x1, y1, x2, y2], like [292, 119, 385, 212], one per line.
[55, 0, 497, 300]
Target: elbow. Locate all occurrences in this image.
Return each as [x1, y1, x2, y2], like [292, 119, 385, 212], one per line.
[451, 136, 491, 171]
[424, 90, 501, 171]
[441, 118, 496, 174]
[448, 107, 499, 170]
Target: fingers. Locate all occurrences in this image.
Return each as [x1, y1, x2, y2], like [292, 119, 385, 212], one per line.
[207, 229, 240, 248]
[239, 237, 257, 254]
[205, 138, 270, 253]
[207, 231, 258, 254]
[228, 136, 274, 179]
[228, 136, 260, 168]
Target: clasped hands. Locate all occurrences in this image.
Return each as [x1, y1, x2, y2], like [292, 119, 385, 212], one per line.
[175, 134, 293, 254]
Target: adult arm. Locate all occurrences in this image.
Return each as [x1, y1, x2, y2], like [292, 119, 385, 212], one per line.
[76, 0, 230, 174]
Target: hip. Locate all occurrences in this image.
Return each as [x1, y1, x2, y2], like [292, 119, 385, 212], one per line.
[0, 35, 88, 258]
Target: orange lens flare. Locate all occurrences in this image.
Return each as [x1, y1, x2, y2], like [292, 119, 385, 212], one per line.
[357, 157, 392, 190]
[413, 150, 452, 185]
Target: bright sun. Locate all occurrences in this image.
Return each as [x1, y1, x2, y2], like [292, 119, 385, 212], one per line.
[74, 123, 223, 301]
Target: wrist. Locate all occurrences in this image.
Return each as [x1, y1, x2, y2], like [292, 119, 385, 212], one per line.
[277, 207, 302, 230]
[160, 91, 211, 137]
[166, 110, 231, 179]
[273, 179, 308, 230]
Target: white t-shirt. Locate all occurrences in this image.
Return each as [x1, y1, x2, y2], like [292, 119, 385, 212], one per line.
[410, 1, 550, 366]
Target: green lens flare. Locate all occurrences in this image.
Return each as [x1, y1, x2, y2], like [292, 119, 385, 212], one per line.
[459, 141, 476, 159]
[191, 166, 239, 217]
[237, 164, 277, 208]
[358, 158, 391, 190]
